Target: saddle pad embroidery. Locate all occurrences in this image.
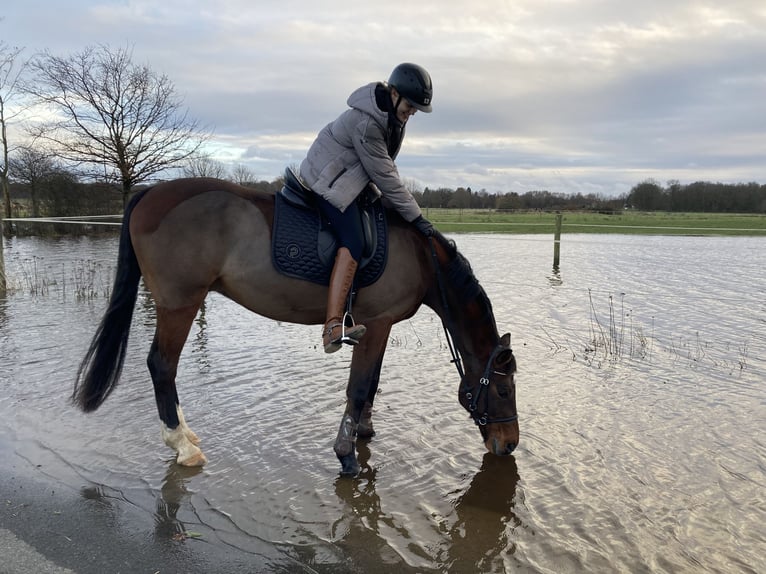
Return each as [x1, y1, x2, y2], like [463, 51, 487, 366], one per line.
[271, 193, 388, 287]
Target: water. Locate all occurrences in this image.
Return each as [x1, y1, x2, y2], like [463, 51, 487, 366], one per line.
[1, 233, 764, 573]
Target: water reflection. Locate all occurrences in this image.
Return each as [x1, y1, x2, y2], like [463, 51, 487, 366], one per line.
[6, 234, 765, 573]
[0, 294, 7, 329]
[548, 266, 563, 286]
[447, 454, 521, 572]
[334, 444, 522, 572]
[155, 463, 204, 542]
[192, 300, 212, 371]
[332, 442, 396, 566]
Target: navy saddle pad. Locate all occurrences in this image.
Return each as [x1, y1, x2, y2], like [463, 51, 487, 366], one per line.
[271, 184, 388, 287]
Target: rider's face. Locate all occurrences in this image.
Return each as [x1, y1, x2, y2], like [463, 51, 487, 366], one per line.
[391, 88, 417, 123]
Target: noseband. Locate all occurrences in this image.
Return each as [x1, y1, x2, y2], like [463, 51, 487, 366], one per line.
[429, 238, 518, 427]
[461, 345, 518, 426]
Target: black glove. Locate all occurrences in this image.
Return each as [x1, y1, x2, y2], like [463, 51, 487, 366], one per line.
[413, 215, 435, 237]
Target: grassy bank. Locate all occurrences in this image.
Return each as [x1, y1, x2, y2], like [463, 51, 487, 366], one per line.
[425, 209, 766, 236]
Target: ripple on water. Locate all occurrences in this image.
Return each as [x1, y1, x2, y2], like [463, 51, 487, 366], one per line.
[2, 234, 765, 573]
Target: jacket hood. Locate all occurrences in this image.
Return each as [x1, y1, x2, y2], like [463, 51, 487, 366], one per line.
[346, 82, 388, 130]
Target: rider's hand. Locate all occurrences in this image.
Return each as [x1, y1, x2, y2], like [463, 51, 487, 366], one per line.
[413, 215, 435, 237]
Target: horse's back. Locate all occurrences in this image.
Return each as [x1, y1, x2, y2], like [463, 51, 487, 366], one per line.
[130, 179, 277, 309]
[128, 177, 428, 325]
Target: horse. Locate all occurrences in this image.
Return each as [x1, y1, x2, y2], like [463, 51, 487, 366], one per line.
[72, 177, 519, 476]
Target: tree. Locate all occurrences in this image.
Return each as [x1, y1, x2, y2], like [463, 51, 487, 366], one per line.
[8, 145, 64, 217]
[182, 155, 227, 179]
[24, 44, 209, 205]
[0, 33, 26, 289]
[1, 37, 26, 218]
[231, 163, 255, 185]
[628, 179, 667, 211]
[449, 187, 472, 210]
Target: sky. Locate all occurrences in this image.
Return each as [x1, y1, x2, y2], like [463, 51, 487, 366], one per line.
[2, 0, 765, 197]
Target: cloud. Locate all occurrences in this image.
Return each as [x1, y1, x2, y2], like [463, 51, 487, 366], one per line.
[2, 0, 765, 195]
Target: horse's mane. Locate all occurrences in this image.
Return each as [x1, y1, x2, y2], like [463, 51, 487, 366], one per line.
[432, 230, 495, 325]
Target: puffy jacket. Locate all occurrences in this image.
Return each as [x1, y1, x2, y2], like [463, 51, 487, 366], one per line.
[299, 82, 423, 222]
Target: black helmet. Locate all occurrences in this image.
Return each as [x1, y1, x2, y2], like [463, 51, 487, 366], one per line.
[388, 63, 433, 113]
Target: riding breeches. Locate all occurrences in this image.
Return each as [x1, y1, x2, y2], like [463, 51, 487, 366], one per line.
[315, 194, 365, 261]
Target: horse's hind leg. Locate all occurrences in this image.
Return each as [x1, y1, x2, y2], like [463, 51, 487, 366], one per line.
[148, 303, 207, 467]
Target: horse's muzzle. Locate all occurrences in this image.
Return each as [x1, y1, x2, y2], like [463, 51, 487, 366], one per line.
[487, 437, 517, 456]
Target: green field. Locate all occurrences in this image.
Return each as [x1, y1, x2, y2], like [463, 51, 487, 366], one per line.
[424, 209, 766, 236]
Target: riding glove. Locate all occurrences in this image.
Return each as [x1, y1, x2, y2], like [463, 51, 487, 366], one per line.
[413, 215, 435, 237]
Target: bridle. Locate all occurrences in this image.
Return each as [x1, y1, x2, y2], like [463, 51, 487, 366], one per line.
[429, 238, 518, 427]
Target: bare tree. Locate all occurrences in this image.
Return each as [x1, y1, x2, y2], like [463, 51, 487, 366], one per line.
[1, 38, 26, 217]
[0, 34, 26, 289]
[231, 163, 255, 185]
[23, 44, 209, 205]
[181, 155, 227, 179]
[8, 145, 61, 217]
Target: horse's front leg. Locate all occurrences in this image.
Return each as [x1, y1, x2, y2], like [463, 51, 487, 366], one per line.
[356, 353, 385, 439]
[334, 319, 392, 476]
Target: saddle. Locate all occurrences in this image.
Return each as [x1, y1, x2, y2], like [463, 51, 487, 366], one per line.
[271, 168, 388, 287]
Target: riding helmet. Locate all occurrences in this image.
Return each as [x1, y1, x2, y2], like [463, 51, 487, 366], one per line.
[388, 63, 433, 113]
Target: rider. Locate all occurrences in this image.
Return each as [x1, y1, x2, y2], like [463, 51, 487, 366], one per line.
[300, 62, 436, 353]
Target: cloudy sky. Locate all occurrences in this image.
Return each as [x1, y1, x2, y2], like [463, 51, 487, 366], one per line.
[2, 1, 765, 197]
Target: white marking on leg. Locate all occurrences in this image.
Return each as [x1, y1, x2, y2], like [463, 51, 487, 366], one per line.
[162, 422, 207, 467]
[176, 405, 201, 445]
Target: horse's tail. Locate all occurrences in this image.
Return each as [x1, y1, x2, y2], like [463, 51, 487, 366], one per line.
[72, 188, 150, 412]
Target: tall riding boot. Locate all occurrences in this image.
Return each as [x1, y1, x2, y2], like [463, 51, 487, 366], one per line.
[323, 247, 367, 353]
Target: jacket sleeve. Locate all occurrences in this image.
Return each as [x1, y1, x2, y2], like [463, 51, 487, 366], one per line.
[353, 117, 423, 222]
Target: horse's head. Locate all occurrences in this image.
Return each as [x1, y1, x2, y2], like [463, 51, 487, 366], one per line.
[458, 333, 519, 456]
[424, 233, 519, 456]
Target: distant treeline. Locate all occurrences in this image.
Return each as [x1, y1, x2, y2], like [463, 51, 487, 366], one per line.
[625, 180, 766, 213]
[414, 180, 766, 213]
[7, 177, 766, 226]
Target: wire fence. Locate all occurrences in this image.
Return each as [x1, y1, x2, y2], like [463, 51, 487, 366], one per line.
[4, 215, 123, 226]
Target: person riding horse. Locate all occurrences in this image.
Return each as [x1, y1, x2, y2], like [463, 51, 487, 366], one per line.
[299, 62, 436, 353]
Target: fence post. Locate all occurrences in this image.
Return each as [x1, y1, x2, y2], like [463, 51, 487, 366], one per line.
[553, 212, 562, 270]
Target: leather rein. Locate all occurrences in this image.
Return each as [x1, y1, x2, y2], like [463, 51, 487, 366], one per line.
[429, 238, 518, 427]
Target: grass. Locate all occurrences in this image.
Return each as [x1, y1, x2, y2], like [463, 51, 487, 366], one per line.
[5, 257, 113, 300]
[425, 209, 766, 236]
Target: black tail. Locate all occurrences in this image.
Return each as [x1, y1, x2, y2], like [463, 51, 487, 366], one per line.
[73, 189, 150, 412]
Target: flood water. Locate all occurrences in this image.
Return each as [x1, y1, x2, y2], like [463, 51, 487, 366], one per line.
[1, 233, 764, 573]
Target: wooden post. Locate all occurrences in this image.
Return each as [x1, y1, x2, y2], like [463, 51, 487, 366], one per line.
[553, 212, 562, 270]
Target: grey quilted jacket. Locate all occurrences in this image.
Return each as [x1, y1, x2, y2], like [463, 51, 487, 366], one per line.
[299, 82, 423, 222]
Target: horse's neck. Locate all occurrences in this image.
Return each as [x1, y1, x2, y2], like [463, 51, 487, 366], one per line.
[454, 328, 496, 372]
[427, 235, 498, 368]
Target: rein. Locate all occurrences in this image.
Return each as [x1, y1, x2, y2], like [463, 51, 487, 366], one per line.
[428, 238, 518, 427]
[430, 238, 464, 379]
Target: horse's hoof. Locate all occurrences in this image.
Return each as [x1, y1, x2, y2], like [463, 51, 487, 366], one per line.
[178, 450, 207, 467]
[337, 452, 360, 477]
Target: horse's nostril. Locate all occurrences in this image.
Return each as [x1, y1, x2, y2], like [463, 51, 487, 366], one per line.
[506, 442, 517, 454]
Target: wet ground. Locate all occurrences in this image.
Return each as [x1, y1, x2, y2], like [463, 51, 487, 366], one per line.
[1, 234, 764, 573]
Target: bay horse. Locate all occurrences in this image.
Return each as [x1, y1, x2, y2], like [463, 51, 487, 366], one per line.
[72, 178, 519, 476]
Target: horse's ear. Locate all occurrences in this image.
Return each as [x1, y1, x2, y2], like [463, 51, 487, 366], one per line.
[495, 349, 515, 368]
[495, 333, 515, 369]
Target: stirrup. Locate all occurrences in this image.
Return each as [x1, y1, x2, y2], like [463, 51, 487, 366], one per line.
[323, 315, 366, 354]
[339, 311, 366, 345]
